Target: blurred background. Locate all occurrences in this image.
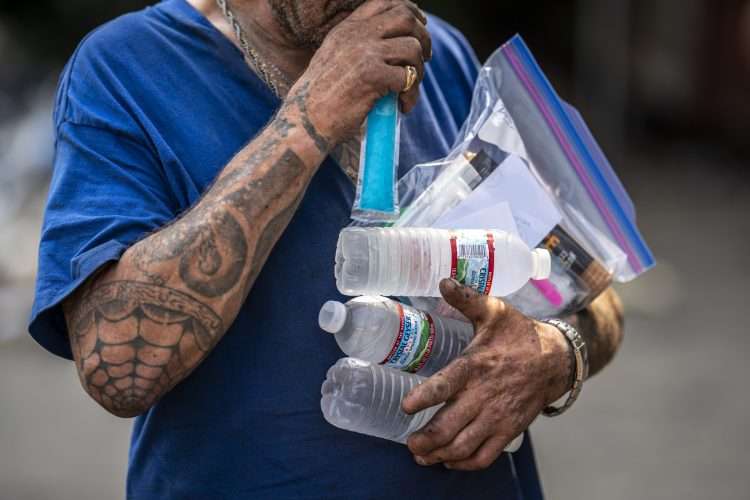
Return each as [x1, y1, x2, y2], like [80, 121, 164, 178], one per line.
[1, 0, 749, 499]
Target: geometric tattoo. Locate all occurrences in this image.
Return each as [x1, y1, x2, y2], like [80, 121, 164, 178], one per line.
[68, 281, 223, 415]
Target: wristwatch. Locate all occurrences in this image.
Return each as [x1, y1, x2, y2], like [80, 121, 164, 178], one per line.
[542, 319, 589, 417]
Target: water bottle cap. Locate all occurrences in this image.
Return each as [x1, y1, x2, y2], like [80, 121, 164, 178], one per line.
[318, 301, 348, 334]
[531, 249, 552, 280]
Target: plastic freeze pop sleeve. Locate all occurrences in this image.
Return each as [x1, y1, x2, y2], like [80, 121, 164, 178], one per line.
[351, 93, 401, 223]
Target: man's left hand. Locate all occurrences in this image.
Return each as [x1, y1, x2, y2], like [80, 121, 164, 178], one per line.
[401, 278, 573, 471]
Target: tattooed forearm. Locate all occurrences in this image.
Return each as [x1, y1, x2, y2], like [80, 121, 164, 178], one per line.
[243, 185, 305, 296]
[223, 149, 306, 226]
[289, 81, 330, 154]
[64, 94, 332, 417]
[331, 135, 362, 184]
[569, 287, 625, 378]
[134, 209, 248, 297]
[67, 281, 223, 417]
[178, 211, 247, 297]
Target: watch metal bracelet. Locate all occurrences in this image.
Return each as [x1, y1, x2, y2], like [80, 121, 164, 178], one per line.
[542, 319, 589, 417]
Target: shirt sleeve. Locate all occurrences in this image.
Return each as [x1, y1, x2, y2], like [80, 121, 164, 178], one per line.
[29, 36, 177, 360]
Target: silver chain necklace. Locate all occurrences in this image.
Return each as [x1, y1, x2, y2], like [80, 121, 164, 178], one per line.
[215, 0, 290, 97]
[214, 0, 361, 183]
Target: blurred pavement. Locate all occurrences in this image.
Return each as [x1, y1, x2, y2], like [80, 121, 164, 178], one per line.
[534, 148, 750, 500]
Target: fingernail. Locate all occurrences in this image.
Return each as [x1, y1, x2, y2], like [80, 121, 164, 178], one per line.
[444, 463, 453, 470]
[415, 456, 427, 466]
[445, 278, 460, 289]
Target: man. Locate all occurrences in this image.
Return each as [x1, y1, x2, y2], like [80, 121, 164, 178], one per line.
[30, 0, 624, 498]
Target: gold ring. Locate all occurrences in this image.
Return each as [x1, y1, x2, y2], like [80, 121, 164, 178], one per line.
[402, 65, 418, 93]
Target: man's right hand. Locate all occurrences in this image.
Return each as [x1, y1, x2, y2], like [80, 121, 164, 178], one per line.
[284, 0, 432, 146]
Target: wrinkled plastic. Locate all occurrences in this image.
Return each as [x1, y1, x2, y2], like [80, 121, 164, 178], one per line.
[355, 35, 655, 317]
[321, 357, 525, 451]
[351, 93, 401, 223]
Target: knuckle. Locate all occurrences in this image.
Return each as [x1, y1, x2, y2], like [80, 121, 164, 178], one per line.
[413, 25, 428, 44]
[409, 440, 433, 457]
[432, 376, 451, 394]
[407, 37, 423, 58]
[396, 7, 416, 26]
[469, 448, 496, 470]
[406, 437, 422, 455]
[430, 379, 454, 401]
[488, 297, 508, 317]
[424, 422, 446, 440]
[449, 442, 474, 460]
[406, 12, 418, 29]
[395, 4, 412, 17]
[423, 422, 449, 442]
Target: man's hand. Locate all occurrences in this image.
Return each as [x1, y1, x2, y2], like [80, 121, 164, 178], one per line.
[286, 0, 431, 145]
[401, 279, 573, 471]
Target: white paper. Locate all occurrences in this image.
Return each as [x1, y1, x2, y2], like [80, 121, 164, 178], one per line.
[432, 155, 562, 247]
[433, 200, 519, 237]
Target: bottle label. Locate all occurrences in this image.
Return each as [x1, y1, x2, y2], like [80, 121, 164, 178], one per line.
[450, 233, 495, 295]
[381, 303, 436, 373]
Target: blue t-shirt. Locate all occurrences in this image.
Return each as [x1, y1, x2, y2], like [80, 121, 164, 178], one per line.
[30, 1, 544, 498]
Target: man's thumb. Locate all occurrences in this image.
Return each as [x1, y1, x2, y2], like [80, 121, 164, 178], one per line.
[439, 278, 488, 323]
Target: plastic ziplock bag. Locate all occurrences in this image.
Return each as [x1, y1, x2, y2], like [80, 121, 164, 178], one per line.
[491, 35, 653, 282]
[377, 35, 654, 318]
[351, 93, 401, 223]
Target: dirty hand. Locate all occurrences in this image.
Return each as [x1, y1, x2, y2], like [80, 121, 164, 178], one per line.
[401, 278, 573, 471]
[285, 0, 431, 145]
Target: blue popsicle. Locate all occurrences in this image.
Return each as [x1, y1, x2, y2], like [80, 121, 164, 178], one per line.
[354, 93, 400, 220]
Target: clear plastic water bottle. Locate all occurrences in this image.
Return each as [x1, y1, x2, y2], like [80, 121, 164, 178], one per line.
[407, 296, 470, 323]
[318, 296, 473, 376]
[335, 228, 551, 298]
[321, 358, 524, 451]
